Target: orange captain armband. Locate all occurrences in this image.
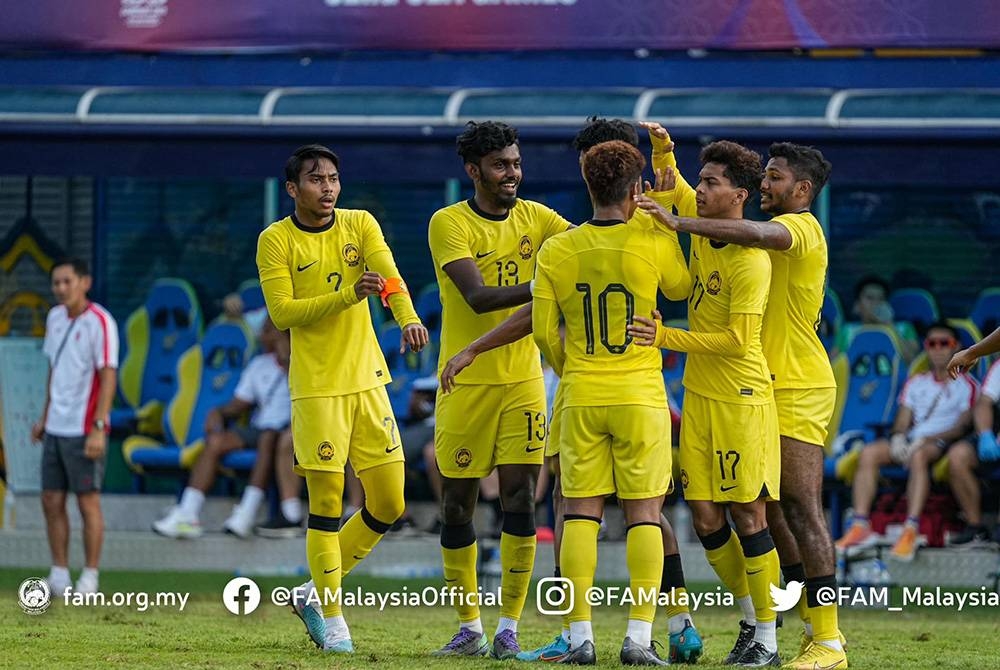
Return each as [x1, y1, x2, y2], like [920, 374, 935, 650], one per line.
[380, 277, 410, 307]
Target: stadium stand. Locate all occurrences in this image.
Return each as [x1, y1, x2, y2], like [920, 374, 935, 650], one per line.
[122, 320, 254, 490]
[889, 288, 940, 335]
[112, 278, 203, 435]
[969, 287, 1000, 337]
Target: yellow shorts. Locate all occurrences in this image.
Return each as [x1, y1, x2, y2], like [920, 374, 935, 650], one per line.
[435, 379, 547, 478]
[559, 404, 671, 500]
[291, 386, 403, 475]
[679, 390, 780, 504]
[545, 384, 565, 458]
[774, 387, 836, 447]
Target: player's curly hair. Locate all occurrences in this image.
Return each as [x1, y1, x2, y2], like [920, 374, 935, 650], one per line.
[285, 144, 339, 184]
[456, 121, 519, 164]
[769, 142, 832, 200]
[700, 141, 763, 201]
[572, 117, 639, 152]
[582, 140, 646, 207]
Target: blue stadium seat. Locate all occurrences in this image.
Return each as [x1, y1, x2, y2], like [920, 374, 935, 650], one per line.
[237, 278, 265, 314]
[837, 325, 908, 443]
[889, 288, 939, 334]
[123, 321, 254, 485]
[969, 288, 1000, 340]
[826, 326, 907, 536]
[819, 288, 844, 352]
[415, 283, 442, 332]
[661, 319, 688, 408]
[112, 278, 203, 433]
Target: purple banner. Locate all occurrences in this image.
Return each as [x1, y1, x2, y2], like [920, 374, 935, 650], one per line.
[3, 1, 998, 52]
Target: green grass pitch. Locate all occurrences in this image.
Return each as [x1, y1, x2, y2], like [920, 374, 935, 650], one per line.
[2, 568, 998, 669]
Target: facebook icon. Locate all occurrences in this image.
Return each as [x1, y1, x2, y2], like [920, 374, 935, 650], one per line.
[223, 577, 261, 615]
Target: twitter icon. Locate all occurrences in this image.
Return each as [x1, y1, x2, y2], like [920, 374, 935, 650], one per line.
[770, 580, 804, 611]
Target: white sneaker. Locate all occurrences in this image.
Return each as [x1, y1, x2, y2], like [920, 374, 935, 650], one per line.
[74, 573, 99, 595]
[46, 571, 72, 598]
[222, 507, 255, 539]
[152, 506, 203, 539]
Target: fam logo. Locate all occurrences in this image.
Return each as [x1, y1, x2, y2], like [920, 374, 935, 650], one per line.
[18, 578, 50, 615]
[706, 271, 723, 296]
[317, 441, 335, 461]
[343, 244, 360, 267]
[120, 0, 168, 29]
[518, 236, 533, 260]
[455, 448, 473, 469]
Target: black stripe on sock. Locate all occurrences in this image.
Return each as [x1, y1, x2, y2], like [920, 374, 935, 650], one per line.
[698, 523, 732, 551]
[626, 521, 661, 532]
[805, 575, 838, 609]
[307, 513, 341, 532]
[361, 506, 393, 535]
[738, 528, 775, 558]
[661, 553, 686, 591]
[502, 511, 536, 537]
[440, 521, 476, 549]
[563, 514, 602, 525]
[782, 562, 807, 585]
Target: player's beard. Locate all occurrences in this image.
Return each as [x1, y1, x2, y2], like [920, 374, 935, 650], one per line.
[761, 186, 792, 214]
[487, 177, 519, 210]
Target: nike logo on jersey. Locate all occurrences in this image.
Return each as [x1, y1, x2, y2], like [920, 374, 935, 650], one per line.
[476, 250, 496, 258]
[385, 444, 401, 454]
[720, 485, 738, 492]
[353, 555, 365, 560]
[525, 445, 544, 453]
[746, 569, 763, 575]
[509, 568, 531, 574]
[323, 567, 339, 574]
[297, 260, 318, 272]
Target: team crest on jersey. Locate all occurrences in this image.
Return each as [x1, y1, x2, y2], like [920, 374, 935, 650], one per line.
[706, 271, 723, 296]
[318, 441, 335, 461]
[680, 469, 689, 489]
[455, 448, 473, 468]
[518, 235, 533, 260]
[343, 243, 360, 267]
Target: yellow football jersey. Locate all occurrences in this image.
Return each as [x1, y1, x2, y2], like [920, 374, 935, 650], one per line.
[257, 210, 418, 400]
[684, 235, 773, 404]
[532, 220, 688, 408]
[762, 213, 837, 390]
[428, 198, 570, 385]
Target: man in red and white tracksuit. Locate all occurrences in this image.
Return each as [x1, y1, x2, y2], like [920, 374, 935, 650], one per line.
[31, 258, 118, 596]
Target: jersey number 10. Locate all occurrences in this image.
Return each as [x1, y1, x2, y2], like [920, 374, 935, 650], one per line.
[575, 282, 635, 355]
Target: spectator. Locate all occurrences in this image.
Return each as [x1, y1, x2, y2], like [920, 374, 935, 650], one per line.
[31, 258, 119, 596]
[152, 316, 295, 539]
[833, 276, 920, 362]
[835, 322, 976, 561]
[946, 357, 1000, 547]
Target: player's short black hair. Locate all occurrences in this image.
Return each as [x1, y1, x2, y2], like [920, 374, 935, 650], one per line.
[50, 257, 89, 278]
[285, 144, 339, 184]
[853, 275, 890, 301]
[925, 321, 959, 342]
[456, 121, 519, 165]
[699, 141, 763, 201]
[582, 140, 646, 208]
[572, 117, 639, 152]
[769, 142, 832, 200]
